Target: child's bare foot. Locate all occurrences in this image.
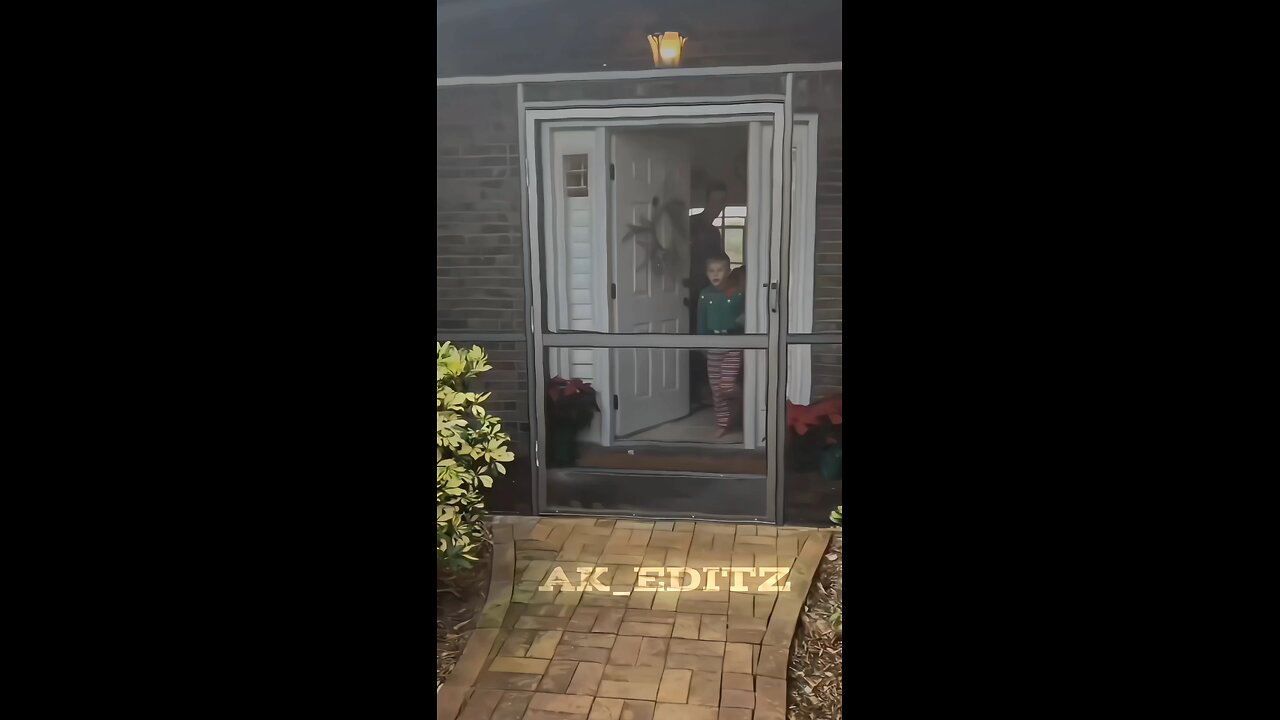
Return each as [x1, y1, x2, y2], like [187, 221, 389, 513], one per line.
[715, 427, 731, 438]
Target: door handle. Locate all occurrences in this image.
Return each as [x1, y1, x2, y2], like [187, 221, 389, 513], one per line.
[769, 282, 779, 313]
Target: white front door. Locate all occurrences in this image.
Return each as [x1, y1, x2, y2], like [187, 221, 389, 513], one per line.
[611, 132, 692, 436]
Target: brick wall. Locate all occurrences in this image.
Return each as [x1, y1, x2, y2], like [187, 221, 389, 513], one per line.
[438, 86, 533, 514]
[437, 86, 526, 334]
[796, 71, 843, 399]
[811, 345, 844, 402]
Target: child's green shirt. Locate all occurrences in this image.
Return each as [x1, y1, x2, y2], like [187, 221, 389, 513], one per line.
[697, 286, 745, 335]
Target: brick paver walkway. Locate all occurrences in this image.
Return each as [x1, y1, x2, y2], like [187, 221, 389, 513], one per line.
[438, 518, 833, 720]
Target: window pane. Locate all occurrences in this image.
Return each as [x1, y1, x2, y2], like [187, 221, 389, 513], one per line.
[566, 152, 589, 198]
[724, 228, 744, 266]
[542, 346, 770, 520]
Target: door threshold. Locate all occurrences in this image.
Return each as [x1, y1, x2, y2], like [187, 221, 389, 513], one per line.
[542, 508, 771, 523]
[611, 438, 747, 450]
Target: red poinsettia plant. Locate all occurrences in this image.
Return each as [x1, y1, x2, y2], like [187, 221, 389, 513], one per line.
[547, 377, 599, 432]
[786, 393, 842, 446]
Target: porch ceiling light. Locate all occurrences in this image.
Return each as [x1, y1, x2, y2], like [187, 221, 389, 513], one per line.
[648, 32, 686, 68]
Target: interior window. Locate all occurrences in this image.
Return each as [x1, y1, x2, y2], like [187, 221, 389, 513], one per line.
[565, 154, 588, 197]
[689, 205, 747, 269]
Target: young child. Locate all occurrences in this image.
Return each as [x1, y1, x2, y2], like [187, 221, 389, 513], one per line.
[696, 253, 745, 436]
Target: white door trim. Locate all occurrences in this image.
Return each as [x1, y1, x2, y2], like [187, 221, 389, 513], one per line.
[524, 95, 785, 109]
[790, 114, 818, 337]
[527, 103, 783, 123]
[787, 114, 819, 405]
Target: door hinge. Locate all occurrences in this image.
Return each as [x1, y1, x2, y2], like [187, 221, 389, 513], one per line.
[613, 394, 619, 410]
[611, 283, 617, 300]
[609, 163, 615, 181]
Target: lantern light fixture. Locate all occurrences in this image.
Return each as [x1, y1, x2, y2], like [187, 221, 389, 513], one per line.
[648, 32, 686, 68]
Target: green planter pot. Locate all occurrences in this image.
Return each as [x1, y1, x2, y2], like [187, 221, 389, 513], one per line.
[819, 445, 842, 482]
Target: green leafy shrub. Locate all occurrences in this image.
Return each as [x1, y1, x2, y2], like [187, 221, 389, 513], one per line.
[830, 505, 842, 526]
[437, 342, 514, 570]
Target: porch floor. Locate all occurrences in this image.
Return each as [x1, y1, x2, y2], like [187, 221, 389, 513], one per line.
[437, 517, 836, 720]
[622, 407, 743, 445]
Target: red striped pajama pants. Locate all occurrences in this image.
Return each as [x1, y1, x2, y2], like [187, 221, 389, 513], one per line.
[706, 349, 743, 429]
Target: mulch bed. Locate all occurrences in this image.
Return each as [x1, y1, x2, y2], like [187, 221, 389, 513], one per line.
[788, 532, 843, 719]
[436, 528, 494, 689]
